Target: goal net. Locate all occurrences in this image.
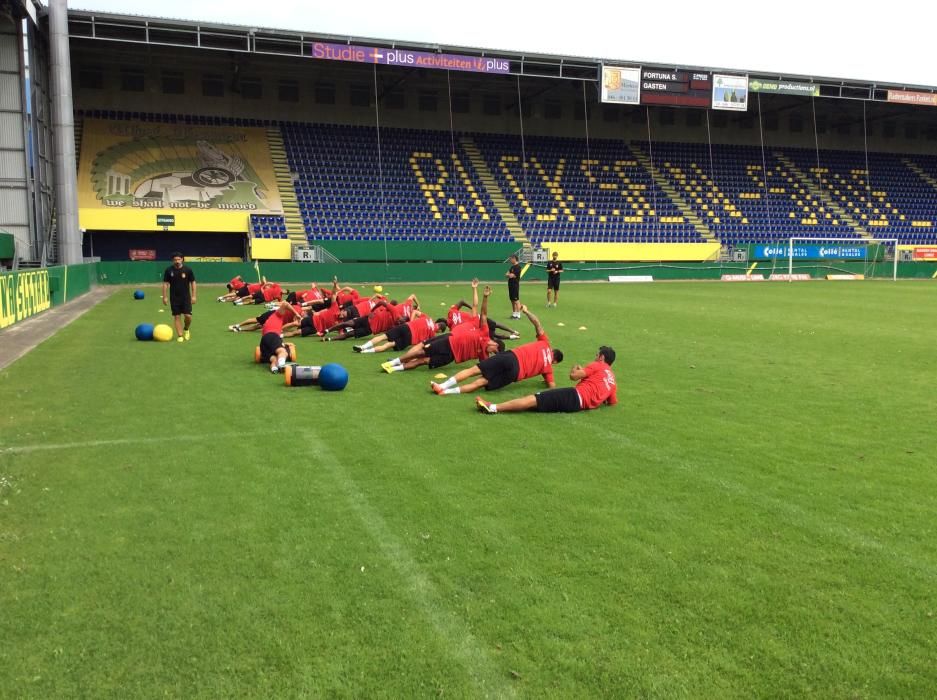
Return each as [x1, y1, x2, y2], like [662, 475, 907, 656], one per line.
[777, 237, 898, 281]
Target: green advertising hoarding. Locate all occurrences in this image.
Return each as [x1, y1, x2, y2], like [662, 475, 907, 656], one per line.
[748, 79, 820, 97]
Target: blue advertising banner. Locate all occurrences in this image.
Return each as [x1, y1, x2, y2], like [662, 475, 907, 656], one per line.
[755, 244, 868, 259]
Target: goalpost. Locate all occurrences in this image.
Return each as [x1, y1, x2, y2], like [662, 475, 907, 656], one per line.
[787, 237, 898, 281]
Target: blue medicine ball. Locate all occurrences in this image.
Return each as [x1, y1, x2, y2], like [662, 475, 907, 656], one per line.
[135, 323, 155, 341]
[319, 363, 349, 391]
[134, 290, 145, 300]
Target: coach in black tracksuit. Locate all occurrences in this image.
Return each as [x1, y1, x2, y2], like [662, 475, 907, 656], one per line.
[162, 252, 197, 342]
[506, 254, 522, 319]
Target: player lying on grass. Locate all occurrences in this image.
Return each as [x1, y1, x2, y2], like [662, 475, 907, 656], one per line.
[381, 286, 502, 373]
[431, 304, 562, 395]
[216, 275, 246, 302]
[447, 279, 520, 341]
[286, 282, 333, 310]
[476, 346, 617, 414]
[282, 300, 340, 338]
[353, 313, 448, 353]
[321, 299, 403, 341]
[235, 280, 287, 306]
[218, 279, 265, 304]
[228, 299, 303, 333]
[258, 301, 303, 373]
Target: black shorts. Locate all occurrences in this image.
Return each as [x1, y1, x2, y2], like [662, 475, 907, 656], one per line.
[534, 387, 581, 413]
[259, 332, 284, 361]
[508, 282, 520, 302]
[349, 316, 372, 338]
[477, 351, 520, 391]
[547, 276, 560, 290]
[256, 310, 275, 324]
[236, 286, 251, 298]
[478, 350, 520, 389]
[252, 291, 265, 304]
[170, 297, 192, 316]
[386, 323, 413, 351]
[286, 291, 299, 304]
[299, 315, 316, 337]
[424, 334, 455, 369]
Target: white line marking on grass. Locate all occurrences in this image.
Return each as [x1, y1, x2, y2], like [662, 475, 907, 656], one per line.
[304, 431, 514, 698]
[0, 433, 244, 455]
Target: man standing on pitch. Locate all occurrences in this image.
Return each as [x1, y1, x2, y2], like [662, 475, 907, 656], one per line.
[546, 251, 563, 307]
[506, 254, 522, 319]
[162, 252, 196, 342]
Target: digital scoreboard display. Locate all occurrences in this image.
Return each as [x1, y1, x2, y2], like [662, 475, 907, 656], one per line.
[640, 69, 712, 107]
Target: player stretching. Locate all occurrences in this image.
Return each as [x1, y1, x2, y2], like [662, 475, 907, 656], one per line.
[431, 304, 562, 395]
[477, 346, 617, 414]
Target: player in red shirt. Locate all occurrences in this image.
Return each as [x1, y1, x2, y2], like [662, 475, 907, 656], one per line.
[321, 299, 401, 341]
[381, 286, 502, 372]
[220, 279, 265, 304]
[287, 283, 332, 310]
[353, 312, 447, 353]
[235, 281, 286, 306]
[216, 275, 247, 302]
[448, 279, 520, 340]
[431, 304, 562, 395]
[476, 347, 617, 414]
[258, 301, 302, 373]
[228, 299, 303, 333]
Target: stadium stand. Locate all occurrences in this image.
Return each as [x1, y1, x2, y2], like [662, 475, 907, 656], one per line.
[283, 123, 513, 243]
[74, 111, 937, 247]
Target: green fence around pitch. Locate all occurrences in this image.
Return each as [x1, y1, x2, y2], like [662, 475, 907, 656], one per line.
[95, 259, 935, 287]
[0, 263, 97, 330]
[2, 257, 933, 333]
[310, 240, 519, 262]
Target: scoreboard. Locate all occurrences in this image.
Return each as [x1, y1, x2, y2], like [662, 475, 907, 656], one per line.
[640, 69, 712, 107]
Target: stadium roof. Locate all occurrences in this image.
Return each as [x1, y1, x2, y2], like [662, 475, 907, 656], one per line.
[62, 7, 937, 101]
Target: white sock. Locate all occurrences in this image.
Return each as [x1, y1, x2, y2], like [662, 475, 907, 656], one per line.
[388, 364, 403, 372]
[443, 387, 461, 395]
[361, 340, 373, 350]
[440, 377, 457, 389]
[390, 358, 402, 367]
[277, 355, 286, 368]
[362, 348, 375, 353]
[490, 404, 498, 413]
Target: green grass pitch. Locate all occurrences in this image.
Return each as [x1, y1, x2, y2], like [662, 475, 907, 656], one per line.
[2, 280, 936, 697]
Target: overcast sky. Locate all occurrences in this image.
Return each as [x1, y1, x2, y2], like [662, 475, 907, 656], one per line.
[69, 0, 936, 89]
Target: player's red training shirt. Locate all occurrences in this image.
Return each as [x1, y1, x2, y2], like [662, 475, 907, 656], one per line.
[335, 289, 360, 305]
[229, 277, 246, 290]
[511, 332, 555, 385]
[312, 303, 341, 334]
[262, 306, 296, 335]
[296, 288, 323, 303]
[448, 305, 478, 329]
[448, 326, 491, 364]
[408, 315, 437, 344]
[246, 282, 263, 294]
[352, 299, 373, 318]
[262, 283, 283, 302]
[367, 305, 395, 334]
[390, 301, 414, 322]
[575, 360, 618, 410]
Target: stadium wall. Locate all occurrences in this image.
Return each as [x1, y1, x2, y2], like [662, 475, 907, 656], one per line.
[0, 263, 96, 330]
[94, 260, 936, 286]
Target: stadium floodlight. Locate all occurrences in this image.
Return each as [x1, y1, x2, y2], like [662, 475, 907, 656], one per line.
[786, 237, 898, 281]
